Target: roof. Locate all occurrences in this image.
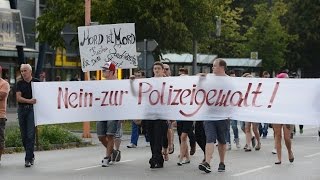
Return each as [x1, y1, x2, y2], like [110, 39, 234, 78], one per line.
[0, 46, 39, 58]
[161, 53, 262, 67]
[161, 53, 218, 64]
[220, 58, 262, 67]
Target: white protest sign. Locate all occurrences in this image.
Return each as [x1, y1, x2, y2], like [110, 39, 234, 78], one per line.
[78, 23, 137, 72]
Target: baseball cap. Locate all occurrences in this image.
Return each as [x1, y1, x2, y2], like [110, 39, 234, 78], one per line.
[101, 62, 116, 72]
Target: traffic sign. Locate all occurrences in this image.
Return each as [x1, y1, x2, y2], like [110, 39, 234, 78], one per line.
[136, 39, 158, 52]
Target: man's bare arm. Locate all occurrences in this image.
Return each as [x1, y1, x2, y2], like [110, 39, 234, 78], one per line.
[16, 91, 36, 104]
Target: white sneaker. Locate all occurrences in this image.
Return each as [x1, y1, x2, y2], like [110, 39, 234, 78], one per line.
[127, 143, 137, 148]
[227, 143, 231, 150]
[101, 157, 110, 167]
[234, 138, 241, 149]
[272, 148, 277, 154]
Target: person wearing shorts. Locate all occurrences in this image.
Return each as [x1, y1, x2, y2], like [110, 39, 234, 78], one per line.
[198, 59, 229, 173]
[97, 62, 119, 167]
[97, 120, 118, 167]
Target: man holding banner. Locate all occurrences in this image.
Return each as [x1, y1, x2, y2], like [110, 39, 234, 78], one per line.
[199, 59, 229, 173]
[144, 61, 169, 168]
[16, 64, 39, 167]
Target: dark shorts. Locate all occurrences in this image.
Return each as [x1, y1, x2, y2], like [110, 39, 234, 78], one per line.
[96, 120, 118, 137]
[0, 118, 7, 149]
[203, 120, 228, 144]
[177, 121, 193, 133]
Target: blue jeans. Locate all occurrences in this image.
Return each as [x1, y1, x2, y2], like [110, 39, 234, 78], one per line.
[226, 120, 239, 143]
[259, 123, 268, 137]
[18, 107, 35, 161]
[130, 121, 149, 145]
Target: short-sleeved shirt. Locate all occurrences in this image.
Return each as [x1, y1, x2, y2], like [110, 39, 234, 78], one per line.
[16, 78, 40, 106]
[0, 78, 10, 118]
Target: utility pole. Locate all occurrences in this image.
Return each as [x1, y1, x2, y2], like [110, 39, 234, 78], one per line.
[268, 0, 272, 8]
[192, 38, 198, 75]
[82, 0, 92, 138]
[143, 39, 148, 76]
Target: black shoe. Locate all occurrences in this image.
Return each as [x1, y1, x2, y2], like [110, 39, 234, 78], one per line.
[251, 137, 256, 148]
[150, 160, 163, 169]
[111, 150, 121, 162]
[154, 163, 163, 168]
[149, 162, 155, 169]
[218, 162, 225, 172]
[190, 144, 196, 155]
[289, 152, 294, 163]
[198, 162, 211, 173]
[25, 161, 31, 168]
[149, 158, 158, 169]
[115, 150, 121, 162]
[30, 158, 35, 165]
[168, 144, 174, 154]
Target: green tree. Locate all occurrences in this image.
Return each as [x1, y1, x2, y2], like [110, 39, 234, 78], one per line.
[201, 0, 246, 58]
[244, 1, 296, 72]
[285, 0, 320, 76]
[36, 0, 244, 64]
[36, 0, 84, 48]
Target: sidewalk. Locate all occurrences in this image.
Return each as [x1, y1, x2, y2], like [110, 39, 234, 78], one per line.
[6, 107, 18, 126]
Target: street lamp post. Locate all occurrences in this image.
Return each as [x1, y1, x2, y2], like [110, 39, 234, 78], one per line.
[82, 0, 92, 138]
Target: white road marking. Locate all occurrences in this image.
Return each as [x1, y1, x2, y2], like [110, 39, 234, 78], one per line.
[232, 165, 271, 177]
[304, 152, 320, 158]
[74, 160, 134, 171]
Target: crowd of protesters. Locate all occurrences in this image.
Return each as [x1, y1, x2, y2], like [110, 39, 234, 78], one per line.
[1, 61, 319, 173]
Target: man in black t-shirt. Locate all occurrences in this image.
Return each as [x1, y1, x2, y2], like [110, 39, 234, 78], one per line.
[16, 64, 39, 168]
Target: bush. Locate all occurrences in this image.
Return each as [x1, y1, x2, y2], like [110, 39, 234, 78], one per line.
[39, 125, 81, 144]
[4, 125, 81, 149]
[5, 126, 23, 147]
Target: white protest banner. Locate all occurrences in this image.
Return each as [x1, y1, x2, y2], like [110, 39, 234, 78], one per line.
[78, 23, 137, 72]
[32, 76, 320, 126]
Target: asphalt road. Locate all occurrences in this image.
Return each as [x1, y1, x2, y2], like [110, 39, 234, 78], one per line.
[1, 122, 320, 180]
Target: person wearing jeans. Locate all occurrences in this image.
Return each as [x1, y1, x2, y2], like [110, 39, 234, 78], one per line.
[259, 123, 269, 138]
[225, 120, 240, 149]
[127, 120, 149, 148]
[18, 106, 35, 166]
[16, 64, 39, 167]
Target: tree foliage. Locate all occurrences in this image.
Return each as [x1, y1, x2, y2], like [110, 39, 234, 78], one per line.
[202, 0, 246, 58]
[244, 1, 296, 72]
[36, 0, 84, 48]
[285, 0, 320, 76]
[35, 0, 319, 75]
